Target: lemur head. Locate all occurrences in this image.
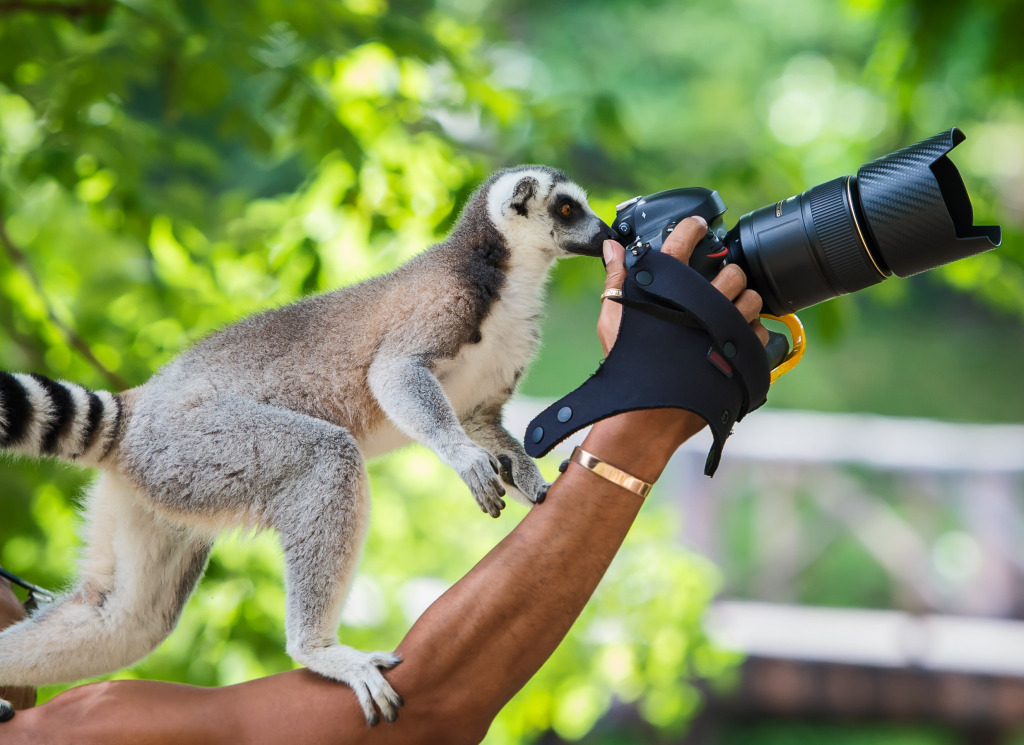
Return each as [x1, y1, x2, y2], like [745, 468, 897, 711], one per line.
[483, 166, 616, 260]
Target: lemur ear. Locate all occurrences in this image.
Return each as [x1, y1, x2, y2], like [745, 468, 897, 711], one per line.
[507, 176, 539, 217]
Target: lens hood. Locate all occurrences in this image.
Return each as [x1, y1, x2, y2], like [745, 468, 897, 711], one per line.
[856, 127, 1001, 278]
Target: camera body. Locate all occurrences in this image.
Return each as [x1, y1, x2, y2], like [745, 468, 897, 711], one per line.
[612, 187, 733, 284]
[612, 129, 1001, 317]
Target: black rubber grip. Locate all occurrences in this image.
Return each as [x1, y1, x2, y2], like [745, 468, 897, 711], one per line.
[525, 250, 770, 476]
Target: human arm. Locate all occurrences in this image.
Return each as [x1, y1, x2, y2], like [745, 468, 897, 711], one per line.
[5, 217, 764, 745]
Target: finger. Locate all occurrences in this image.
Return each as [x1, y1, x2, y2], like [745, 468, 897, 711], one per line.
[734, 289, 764, 324]
[661, 215, 707, 265]
[710, 263, 747, 301]
[602, 239, 627, 291]
[751, 318, 770, 347]
[597, 298, 622, 357]
[598, 240, 627, 356]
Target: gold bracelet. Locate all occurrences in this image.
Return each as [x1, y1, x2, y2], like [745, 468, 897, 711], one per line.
[568, 446, 653, 498]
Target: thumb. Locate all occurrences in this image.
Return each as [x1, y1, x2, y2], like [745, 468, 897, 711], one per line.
[598, 239, 627, 356]
[602, 240, 627, 292]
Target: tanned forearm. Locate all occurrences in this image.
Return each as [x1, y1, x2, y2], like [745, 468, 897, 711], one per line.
[385, 409, 706, 731]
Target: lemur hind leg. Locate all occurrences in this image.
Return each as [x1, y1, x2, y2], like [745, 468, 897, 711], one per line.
[462, 401, 547, 506]
[277, 474, 404, 724]
[256, 409, 402, 725]
[0, 472, 211, 721]
[125, 394, 402, 725]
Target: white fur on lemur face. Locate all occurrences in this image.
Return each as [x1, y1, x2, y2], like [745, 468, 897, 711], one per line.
[0, 165, 614, 727]
[486, 166, 613, 261]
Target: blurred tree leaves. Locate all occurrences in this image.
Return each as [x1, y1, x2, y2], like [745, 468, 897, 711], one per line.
[0, 0, 518, 388]
[1, 0, 1021, 743]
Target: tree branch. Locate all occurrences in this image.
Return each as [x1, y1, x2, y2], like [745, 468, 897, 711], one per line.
[0, 209, 129, 391]
[0, 1, 113, 17]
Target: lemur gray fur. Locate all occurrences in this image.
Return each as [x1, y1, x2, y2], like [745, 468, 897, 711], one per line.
[0, 165, 617, 725]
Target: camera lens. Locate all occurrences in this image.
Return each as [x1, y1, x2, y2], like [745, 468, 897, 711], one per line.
[726, 128, 1001, 316]
[729, 176, 887, 315]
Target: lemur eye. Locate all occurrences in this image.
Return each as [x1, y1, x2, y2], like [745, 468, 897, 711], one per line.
[560, 202, 573, 217]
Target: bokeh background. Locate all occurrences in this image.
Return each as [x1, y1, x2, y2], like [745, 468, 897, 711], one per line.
[1, 0, 1022, 743]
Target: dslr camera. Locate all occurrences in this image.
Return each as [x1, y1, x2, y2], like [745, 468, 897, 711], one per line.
[524, 128, 1002, 473]
[612, 128, 1001, 316]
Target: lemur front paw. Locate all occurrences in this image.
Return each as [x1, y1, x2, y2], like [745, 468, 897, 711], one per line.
[453, 443, 506, 517]
[497, 453, 548, 506]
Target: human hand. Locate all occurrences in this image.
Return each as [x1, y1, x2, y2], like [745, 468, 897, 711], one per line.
[0, 578, 35, 713]
[597, 215, 769, 356]
[585, 216, 772, 478]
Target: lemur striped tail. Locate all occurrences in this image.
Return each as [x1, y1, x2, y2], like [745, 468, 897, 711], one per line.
[0, 371, 122, 466]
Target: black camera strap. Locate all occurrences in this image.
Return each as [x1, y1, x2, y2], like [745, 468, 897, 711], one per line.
[525, 249, 770, 476]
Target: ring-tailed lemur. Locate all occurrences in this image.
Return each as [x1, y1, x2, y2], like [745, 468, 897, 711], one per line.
[0, 166, 616, 725]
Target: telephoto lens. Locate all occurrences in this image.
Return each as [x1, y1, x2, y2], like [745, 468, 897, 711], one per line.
[613, 128, 1002, 316]
[725, 128, 1001, 315]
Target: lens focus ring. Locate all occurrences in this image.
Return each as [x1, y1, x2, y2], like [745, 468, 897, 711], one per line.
[809, 177, 885, 294]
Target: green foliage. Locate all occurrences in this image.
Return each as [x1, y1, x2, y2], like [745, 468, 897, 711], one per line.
[0, 0, 520, 388]
[1, 1, 1021, 743]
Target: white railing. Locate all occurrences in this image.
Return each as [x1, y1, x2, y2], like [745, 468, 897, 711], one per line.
[507, 399, 1024, 618]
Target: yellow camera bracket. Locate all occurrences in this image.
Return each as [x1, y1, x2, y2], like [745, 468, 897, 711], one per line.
[761, 313, 806, 385]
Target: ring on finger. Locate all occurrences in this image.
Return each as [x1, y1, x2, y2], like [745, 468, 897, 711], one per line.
[600, 288, 623, 302]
